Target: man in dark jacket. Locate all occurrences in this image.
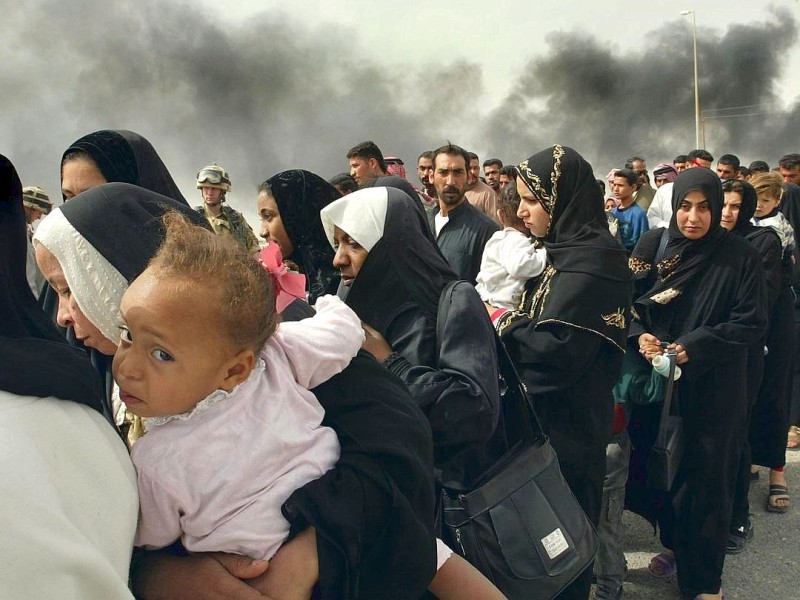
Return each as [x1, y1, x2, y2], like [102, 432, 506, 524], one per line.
[426, 143, 500, 284]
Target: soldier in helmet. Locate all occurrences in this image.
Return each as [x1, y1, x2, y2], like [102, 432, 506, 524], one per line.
[22, 186, 53, 296]
[22, 186, 52, 235]
[195, 163, 260, 258]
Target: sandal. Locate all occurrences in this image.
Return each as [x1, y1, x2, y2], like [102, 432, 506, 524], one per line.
[767, 484, 790, 513]
[788, 426, 800, 451]
[647, 551, 676, 579]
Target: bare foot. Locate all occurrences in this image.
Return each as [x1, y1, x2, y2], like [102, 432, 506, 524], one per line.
[769, 469, 790, 511]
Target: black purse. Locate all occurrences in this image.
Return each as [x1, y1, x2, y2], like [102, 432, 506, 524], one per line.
[646, 348, 685, 492]
[437, 282, 598, 599]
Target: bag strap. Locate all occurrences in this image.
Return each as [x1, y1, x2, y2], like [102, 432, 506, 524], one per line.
[435, 280, 545, 445]
[495, 336, 545, 445]
[654, 349, 678, 447]
[435, 280, 460, 354]
[654, 227, 670, 265]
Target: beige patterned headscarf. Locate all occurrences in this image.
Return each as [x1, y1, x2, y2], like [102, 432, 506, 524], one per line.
[33, 208, 128, 345]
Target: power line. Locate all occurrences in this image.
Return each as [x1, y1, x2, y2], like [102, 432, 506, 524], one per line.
[702, 103, 772, 113]
[703, 111, 776, 119]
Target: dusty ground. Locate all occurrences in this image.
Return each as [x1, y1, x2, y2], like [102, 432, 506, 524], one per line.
[592, 448, 800, 599]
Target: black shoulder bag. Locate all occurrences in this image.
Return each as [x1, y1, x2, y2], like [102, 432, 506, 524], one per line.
[437, 281, 597, 599]
[646, 346, 685, 491]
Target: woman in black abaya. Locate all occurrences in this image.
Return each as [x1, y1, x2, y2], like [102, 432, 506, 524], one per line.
[34, 182, 437, 600]
[257, 169, 341, 303]
[42, 129, 187, 324]
[627, 168, 767, 600]
[720, 179, 781, 548]
[493, 145, 632, 600]
[60, 129, 186, 202]
[320, 186, 501, 491]
[0, 155, 137, 597]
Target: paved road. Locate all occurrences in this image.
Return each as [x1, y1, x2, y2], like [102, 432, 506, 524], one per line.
[593, 449, 799, 599]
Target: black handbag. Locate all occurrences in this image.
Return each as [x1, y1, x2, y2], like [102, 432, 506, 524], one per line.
[437, 281, 598, 600]
[646, 348, 685, 492]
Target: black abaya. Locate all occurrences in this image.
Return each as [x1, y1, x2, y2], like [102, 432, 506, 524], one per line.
[43, 188, 437, 599]
[627, 169, 768, 598]
[265, 170, 341, 303]
[0, 154, 103, 410]
[497, 145, 632, 600]
[324, 188, 501, 489]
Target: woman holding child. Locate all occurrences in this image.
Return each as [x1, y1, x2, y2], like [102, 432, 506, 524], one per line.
[492, 145, 632, 600]
[34, 183, 439, 599]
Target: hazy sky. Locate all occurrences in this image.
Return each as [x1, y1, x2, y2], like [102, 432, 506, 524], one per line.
[4, 0, 800, 229]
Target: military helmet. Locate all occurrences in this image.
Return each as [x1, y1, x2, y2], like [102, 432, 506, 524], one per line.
[196, 163, 231, 192]
[22, 186, 52, 214]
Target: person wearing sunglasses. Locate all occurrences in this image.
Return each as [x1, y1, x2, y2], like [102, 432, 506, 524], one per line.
[195, 163, 260, 259]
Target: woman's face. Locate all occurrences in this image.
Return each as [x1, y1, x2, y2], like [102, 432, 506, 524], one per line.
[61, 157, 107, 200]
[332, 226, 369, 287]
[257, 190, 294, 258]
[755, 191, 781, 218]
[676, 189, 712, 240]
[35, 243, 119, 355]
[721, 191, 742, 231]
[516, 178, 550, 237]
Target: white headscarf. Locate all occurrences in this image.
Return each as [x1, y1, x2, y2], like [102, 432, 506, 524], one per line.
[33, 208, 127, 345]
[320, 187, 389, 252]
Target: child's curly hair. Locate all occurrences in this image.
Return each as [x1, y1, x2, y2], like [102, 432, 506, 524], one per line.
[496, 183, 526, 231]
[149, 210, 278, 353]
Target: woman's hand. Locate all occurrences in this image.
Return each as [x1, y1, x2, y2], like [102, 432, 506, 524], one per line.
[667, 343, 689, 365]
[131, 551, 272, 599]
[362, 323, 393, 362]
[245, 528, 319, 600]
[638, 333, 662, 363]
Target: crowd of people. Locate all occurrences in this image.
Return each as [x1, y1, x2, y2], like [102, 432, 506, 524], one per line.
[3, 128, 800, 600]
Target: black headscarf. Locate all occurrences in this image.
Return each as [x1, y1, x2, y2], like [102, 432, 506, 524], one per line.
[0, 154, 103, 410]
[499, 145, 632, 350]
[323, 187, 457, 337]
[362, 175, 428, 216]
[61, 130, 186, 203]
[727, 179, 758, 238]
[634, 168, 728, 310]
[58, 182, 209, 283]
[266, 170, 341, 303]
[516, 144, 629, 280]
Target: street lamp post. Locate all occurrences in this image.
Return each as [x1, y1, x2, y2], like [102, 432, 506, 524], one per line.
[680, 10, 701, 149]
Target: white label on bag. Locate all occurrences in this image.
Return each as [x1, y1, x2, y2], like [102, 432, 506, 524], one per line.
[541, 528, 569, 559]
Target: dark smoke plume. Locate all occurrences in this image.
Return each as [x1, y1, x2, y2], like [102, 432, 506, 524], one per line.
[2, 1, 799, 225]
[482, 6, 799, 175]
[1, 0, 480, 221]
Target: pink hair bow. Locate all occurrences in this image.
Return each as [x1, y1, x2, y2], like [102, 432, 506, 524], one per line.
[259, 241, 307, 313]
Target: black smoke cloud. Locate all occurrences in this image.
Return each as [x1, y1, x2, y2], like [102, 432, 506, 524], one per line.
[482, 6, 799, 175]
[2, 1, 799, 222]
[2, 0, 480, 220]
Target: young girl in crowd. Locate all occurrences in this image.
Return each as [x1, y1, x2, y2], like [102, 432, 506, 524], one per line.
[752, 171, 795, 263]
[749, 171, 794, 513]
[475, 182, 546, 319]
[114, 212, 364, 560]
